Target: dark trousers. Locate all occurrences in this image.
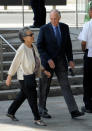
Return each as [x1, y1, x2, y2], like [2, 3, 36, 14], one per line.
[83, 51, 92, 110]
[30, 0, 46, 27]
[8, 80, 26, 115]
[38, 58, 78, 114]
[8, 74, 40, 120]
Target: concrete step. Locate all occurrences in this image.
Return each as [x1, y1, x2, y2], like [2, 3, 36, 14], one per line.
[50, 75, 83, 86]
[1, 29, 39, 42]
[72, 40, 82, 51]
[2, 51, 84, 62]
[2, 65, 83, 78]
[2, 40, 82, 52]
[2, 40, 83, 51]
[2, 37, 21, 45]
[0, 84, 83, 101]
[0, 28, 80, 39]
[3, 52, 15, 60]
[2, 50, 84, 55]
[0, 28, 82, 52]
[2, 72, 83, 83]
[2, 41, 36, 54]
[0, 28, 39, 34]
[0, 88, 19, 101]
[0, 80, 20, 90]
[3, 43, 20, 50]
[1, 58, 83, 72]
[2, 33, 19, 39]
[68, 66, 83, 75]
[0, 75, 83, 90]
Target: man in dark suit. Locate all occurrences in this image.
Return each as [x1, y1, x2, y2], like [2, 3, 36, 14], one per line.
[37, 9, 84, 118]
[30, 0, 46, 28]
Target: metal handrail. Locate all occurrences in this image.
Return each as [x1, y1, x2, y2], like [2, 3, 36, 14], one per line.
[0, 34, 16, 52]
[0, 34, 16, 81]
[0, 38, 3, 81]
[22, 0, 24, 27]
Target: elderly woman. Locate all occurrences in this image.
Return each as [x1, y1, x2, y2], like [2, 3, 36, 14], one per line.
[6, 27, 51, 126]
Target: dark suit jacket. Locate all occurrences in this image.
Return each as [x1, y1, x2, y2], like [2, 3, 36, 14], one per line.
[37, 22, 73, 70]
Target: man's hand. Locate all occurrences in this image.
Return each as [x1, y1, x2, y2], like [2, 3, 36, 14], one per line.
[69, 61, 75, 69]
[48, 59, 55, 69]
[44, 70, 51, 78]
[81, 41, 86, 52]
[6, 75, 12, 86]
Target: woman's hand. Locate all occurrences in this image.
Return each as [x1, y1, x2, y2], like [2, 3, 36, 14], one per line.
[44, 70, 51, 78]
[6, 75, 12, 86]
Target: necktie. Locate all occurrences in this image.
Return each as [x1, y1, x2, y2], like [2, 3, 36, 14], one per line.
[55, 26, 61, 47]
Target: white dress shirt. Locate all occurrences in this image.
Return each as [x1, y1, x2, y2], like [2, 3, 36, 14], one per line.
[8, 43, 42, 80]
[78, 19, 92, 57]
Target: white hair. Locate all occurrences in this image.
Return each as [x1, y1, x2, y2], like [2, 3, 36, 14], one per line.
[50, 9, 61, 17]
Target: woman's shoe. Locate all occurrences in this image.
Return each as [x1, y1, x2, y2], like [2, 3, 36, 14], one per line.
[34, 120, 47, 126]
[6, 113, 19, 121]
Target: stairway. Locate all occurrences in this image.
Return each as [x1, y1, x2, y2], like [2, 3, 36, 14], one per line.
[0, 27, 84, 100]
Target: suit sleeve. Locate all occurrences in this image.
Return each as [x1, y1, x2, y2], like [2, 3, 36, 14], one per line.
[65, 25, 73, 62]
[37, 27, 51, 67]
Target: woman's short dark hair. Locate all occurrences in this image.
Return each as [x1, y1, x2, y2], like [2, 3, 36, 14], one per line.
[19, 26, 31, 42]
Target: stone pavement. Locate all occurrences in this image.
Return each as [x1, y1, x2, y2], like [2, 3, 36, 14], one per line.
[0, 95, 92, 131]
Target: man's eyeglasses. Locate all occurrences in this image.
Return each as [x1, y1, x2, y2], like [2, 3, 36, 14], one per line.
[26, 33, 34, 37]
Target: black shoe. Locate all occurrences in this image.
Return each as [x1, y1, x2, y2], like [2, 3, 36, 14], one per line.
[6, 113, 19, 121]
[40, 112, 52, 119]
[71, 110, 85, 118]
[81, 106, 92, 113]
[30, 25, 40, 28]
[44, 107, 48, 112]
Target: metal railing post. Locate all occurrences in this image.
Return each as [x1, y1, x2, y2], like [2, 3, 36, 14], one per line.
[76, 0, 78, 28]
[53, 6, 56, 9]
[29, 6, 32, 10]
[22, 0, 24, 27]
[4, 6, 7, 10]
[0, 38, 3, 81]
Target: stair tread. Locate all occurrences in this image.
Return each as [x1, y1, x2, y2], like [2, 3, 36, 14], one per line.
[0, 84, 83, 93]
[3, 65, 83, 72]
[0, 75, 83, 86]
[0, 88, 20, 93]
[3, 51, 84, 55]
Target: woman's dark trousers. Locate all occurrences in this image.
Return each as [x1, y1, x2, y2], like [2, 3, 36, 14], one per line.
[8, 74, 40, 120]
[23, 74, 40, 120]
[8, 80, 26, 115]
